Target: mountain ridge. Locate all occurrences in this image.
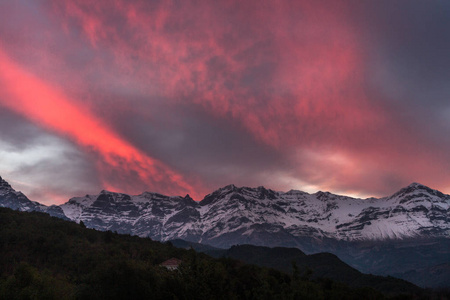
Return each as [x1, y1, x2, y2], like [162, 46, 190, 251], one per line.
[1, 175, 449, 246]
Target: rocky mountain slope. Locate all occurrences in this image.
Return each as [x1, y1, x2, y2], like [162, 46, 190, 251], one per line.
[0, 176, 67, 220]
[1, 176, 449, 248]
[59, 182, 449, 248]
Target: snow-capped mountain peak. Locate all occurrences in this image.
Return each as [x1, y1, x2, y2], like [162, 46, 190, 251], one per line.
[0, 176, 67, 219]
[1, 177, 449, 248]
[0, 176, 12, 190]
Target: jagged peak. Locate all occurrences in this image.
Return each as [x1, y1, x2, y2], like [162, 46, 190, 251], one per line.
[97, 189, 129, 197]
[221, 184, 237, 191]
[0, 176, 12, 188]
[138, 191, 167, 198]
[315, 190, 331, 195]
[220, 184, 276, 194]
[199, 184, 282, 205]
[314, 190, 332, 200]
[183, 194, 196, 204]
[199, 184, 238, 206]
[389, 182, 446, 200]
[255, 185, 276, 193]
[286, 189, 309, 195]
[211, 184, 275, 195]
[99, 189, 113, 194]
[406, 182, 427, 189]
[211, 184, 238, 195]
[400, 182, 432, 193]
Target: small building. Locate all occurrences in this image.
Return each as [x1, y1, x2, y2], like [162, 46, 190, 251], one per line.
[160, 258, 182, 270]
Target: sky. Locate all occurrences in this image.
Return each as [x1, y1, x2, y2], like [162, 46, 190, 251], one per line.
[0, 0, 449, 205]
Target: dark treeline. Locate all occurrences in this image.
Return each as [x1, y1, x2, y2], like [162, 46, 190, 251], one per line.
[0, 208, 444, 300]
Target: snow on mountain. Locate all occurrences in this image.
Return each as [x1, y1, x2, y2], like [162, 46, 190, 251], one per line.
[57, 182, 450, 248]
[1, 175, 449, 249]
[0, 176, 68, 219]
[0, 176, 44, 211]
[60, 190, 200, 239]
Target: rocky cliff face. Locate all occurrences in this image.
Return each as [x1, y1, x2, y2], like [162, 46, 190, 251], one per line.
[58, 182, 449, 248]
[59, 190, 199, 239]
[0, 176, 68, 220]
[0, 176, 42, 211]
[1, 176, 449, 249]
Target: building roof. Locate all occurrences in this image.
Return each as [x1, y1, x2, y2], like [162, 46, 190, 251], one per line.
[160, 258, 182, 267]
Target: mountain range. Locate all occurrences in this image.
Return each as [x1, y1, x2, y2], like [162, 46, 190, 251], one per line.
[1, 175, 449, 287]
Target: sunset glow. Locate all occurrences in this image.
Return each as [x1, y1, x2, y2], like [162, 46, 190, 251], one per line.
[0, 48, 196, 199]
[1, 0, 449, 204]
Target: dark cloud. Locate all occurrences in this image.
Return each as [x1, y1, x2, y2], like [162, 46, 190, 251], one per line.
[0, 111, 101, 204]
[354, 1, 450, 118]
[354, 0, 450, 164]
[0, 0, 449, 204]
[100, 97, 291, 193]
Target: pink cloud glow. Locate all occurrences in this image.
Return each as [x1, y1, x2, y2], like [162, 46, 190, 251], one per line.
[0, 0, 449, 203]
[0, 48, 199, 199]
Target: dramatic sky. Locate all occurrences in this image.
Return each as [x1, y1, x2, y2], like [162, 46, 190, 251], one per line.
[1, 0, 449, 205]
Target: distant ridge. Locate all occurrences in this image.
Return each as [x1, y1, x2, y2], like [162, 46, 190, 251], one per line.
[215, 244, 421, 294]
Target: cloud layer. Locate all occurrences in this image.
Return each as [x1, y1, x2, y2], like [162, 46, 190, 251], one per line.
[1, 0, 449, 204]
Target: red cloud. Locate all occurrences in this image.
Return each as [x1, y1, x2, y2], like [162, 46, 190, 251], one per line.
[46, 0, 450, 196]
[52, 1, 372, 146]
[1, 0, 448, 200]
[0, 48, 198, 199]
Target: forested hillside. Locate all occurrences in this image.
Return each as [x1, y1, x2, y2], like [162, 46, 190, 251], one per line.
[0, 208, 438, 299]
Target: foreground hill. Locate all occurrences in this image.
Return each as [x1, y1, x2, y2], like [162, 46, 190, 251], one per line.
[171, 240, 421, 295]
[0, 207, 430, 299]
